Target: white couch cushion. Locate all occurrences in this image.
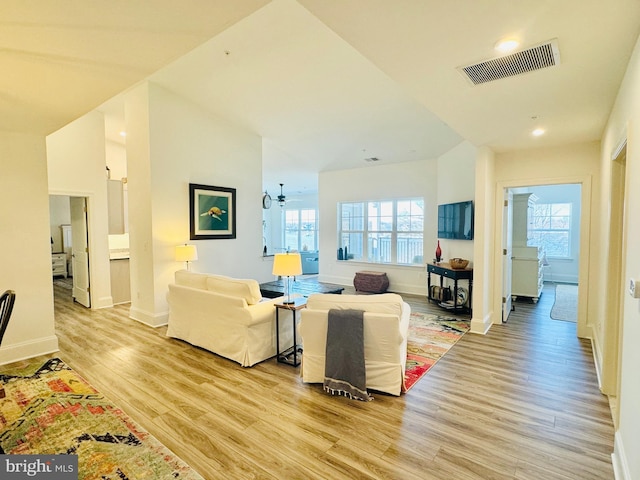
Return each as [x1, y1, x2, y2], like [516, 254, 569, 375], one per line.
[175, 270, 210, 290]
[306, 293, 403, 317]
[206, 275, 262, 305]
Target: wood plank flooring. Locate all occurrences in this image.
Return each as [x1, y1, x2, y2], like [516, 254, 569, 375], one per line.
[6, 282, 614, 479]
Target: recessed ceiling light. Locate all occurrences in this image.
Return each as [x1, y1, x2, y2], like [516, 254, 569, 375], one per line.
[495, 38, 520, 53]
[532, 128, 545, 137]
[119, 131, 127, 137]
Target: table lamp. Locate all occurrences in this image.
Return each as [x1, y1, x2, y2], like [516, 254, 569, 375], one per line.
[272, 252, 302, 304]
[175, 244, 198, 271]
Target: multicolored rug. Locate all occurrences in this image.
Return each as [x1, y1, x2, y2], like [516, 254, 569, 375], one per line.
[403, 312, 470, 392]
[0, 358, 203, 479]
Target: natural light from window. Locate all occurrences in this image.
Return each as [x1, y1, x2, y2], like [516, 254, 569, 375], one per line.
[339, 198, 424, 265]
[284, 208, 318, 252]
[528, 202, 571, 258]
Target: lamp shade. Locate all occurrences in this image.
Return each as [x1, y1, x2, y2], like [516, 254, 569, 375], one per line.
[272, 253, 302, 276]
[175, 244, 198, 262]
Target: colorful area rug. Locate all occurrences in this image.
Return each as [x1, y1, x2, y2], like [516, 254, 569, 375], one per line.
[403, 312, 470, 392]
[550, 283, 578, 322]
[0, 358, 203, 479]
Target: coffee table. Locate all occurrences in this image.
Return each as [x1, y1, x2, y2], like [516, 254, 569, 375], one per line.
[259, 279, 344, 299]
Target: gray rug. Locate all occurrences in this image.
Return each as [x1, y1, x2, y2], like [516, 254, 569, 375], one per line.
[53, 277, 73, 290]
[550, 284, 578, 322]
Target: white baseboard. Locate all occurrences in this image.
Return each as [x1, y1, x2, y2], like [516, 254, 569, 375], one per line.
[612, 431, 631, 480]
[129, 306, 168, 328]
[0, 335, 60, 365]
[470, 311, 493, 334]
[591, 331, 604, 390]
[93, 295, 114, 309]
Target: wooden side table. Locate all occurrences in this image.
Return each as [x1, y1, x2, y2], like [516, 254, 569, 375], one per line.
[275, 298, 307, 366]
[426, 262, 473, 317]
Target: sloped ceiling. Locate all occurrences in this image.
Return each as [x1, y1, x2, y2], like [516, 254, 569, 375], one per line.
[300, 0, 640, 152]
[3, 0, 640, 195]
[0, 0, 269, 135]
[148, 0, 462, 194]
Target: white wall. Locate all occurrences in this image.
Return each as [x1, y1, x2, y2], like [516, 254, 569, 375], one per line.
[602, 33, 640, 480]
[46, 110, 113, 309]
[318, 158, 438, 295]
[470, 146, 496, 334]
[105, 140, 127, 180]
[317, 141, 478, 295]
[492, 143, 600, 340]
[125, 82, 270, 326]
[0, 133, 59, 364]
[436, 141, 477, 264]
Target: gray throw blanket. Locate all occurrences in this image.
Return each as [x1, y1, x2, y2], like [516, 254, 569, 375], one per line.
[323, 308, 372, 401]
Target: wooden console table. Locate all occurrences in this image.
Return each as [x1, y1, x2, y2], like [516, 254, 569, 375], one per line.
[426, 262, 473, 316]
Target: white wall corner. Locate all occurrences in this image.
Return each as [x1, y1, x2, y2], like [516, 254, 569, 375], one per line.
[129, 306, 169, 328]
[470, 311, 493, 334]
[612, 430, 630, 480]
[0, 336, 60, 366]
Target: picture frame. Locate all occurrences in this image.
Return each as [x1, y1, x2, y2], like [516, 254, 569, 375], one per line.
[189, 183, 236, 240]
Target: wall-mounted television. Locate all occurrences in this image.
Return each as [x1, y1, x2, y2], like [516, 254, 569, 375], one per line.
[438, 201, 474, 240]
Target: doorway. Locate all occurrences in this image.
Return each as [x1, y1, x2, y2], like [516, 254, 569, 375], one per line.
[508, 184, 581, 323]
[601, 140, 627, 425]
[49, 195, 91, 308]
[495, 177, 591, 337]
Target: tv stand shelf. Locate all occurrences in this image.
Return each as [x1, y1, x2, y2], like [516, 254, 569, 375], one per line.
[426, 262, 473, 317]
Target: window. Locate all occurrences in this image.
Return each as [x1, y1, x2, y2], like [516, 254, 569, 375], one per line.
[338, 198, 424, 264]
[284, 208, 318, 251]
[528, 203, 571, 258]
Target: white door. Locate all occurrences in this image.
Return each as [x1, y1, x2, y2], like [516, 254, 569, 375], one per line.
[502, 190, 514, 322]
[70, 197, 91, 308]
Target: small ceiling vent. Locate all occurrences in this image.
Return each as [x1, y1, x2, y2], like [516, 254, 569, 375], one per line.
[459, 39, 560, 86]
[364, 157, 380, 162]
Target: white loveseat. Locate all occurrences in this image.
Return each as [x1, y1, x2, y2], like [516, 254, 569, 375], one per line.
[166, 270, 291, 367]
[298, 293, 411, 396]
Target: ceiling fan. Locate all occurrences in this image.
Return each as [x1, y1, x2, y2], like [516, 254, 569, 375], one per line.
[274, 183, 302, 208]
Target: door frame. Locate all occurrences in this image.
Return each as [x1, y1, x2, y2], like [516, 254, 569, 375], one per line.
[493, 175, 592, 338]
[70, 196, 91, 307]
[502, 189, 513, 322]
[49, 191, 94, 308]
[601, 138, 627, 423]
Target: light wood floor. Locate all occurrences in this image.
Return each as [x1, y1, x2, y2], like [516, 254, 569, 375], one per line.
[12, 282, 614, 479]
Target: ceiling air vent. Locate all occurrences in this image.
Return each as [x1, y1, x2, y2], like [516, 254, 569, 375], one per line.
[364, 157, 380, 162]
[459, 39, 560, 86]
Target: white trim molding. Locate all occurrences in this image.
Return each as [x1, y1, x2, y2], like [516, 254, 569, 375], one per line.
[129, 306, 169, 328]
[0, 336, 59, 366]
[470, 311, 492, 334]
[612, 431, 630, 480]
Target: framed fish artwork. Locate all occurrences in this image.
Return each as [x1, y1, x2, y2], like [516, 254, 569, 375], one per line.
[189, 183, 236, 240]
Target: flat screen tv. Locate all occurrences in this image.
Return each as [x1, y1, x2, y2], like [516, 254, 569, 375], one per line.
[438, 201, 474, 240]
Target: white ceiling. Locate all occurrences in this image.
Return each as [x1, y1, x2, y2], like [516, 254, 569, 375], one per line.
[4, 0, 639, 196]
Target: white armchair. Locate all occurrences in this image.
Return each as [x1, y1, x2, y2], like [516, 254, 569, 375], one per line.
[298, 293, 411, 396]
